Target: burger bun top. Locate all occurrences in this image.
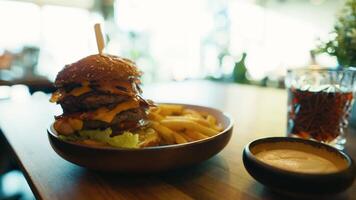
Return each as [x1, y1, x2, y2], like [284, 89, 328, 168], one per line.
[55, 54, 142, 87]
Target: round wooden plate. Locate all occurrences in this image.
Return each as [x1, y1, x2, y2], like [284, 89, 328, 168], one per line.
[47, 103, 233, 173]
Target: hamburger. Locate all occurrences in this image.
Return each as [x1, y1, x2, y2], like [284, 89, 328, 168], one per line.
[50, 54, 153, 148]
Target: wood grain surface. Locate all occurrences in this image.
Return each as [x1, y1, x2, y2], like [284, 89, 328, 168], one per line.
[0, 81, 355, 200]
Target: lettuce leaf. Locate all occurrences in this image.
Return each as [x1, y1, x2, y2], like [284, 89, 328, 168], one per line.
[60, 128, 139, 148]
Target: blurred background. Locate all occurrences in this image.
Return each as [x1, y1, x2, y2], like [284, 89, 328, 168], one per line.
[0, 0, 347, 88]
[0, 0, 353, 199]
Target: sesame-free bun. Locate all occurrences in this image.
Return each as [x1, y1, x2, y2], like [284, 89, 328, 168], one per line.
[55, 54, 142, 87]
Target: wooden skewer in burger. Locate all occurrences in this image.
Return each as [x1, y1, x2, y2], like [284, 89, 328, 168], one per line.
[50, 24, 153, 148]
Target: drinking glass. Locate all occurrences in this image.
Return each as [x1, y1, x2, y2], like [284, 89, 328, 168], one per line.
[285, 67, 356, 149]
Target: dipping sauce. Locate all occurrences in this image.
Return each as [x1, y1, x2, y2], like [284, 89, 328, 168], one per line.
[255, 149, 339, 173]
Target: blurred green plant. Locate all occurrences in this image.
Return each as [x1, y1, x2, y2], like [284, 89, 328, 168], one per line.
[206, 52, 250, 84]
[315, 0, 356, 67]
[232, 52, 249, 84]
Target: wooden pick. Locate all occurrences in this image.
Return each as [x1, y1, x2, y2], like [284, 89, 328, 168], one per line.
[94, 23, 105, 55]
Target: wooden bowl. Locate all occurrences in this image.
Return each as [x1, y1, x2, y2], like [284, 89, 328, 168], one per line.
[243, 137, 356, 195]
[48, 103, 233, 173]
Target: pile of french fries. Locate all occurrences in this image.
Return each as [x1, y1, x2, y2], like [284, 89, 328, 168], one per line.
[146, 104, 223, 146]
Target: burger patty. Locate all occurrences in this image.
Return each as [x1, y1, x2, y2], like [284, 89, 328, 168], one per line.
[83, 108, 147, 132]
[59, 91, 128, 113]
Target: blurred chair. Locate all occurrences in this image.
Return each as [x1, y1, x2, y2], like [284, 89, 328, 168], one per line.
[0, 47, 55, 94]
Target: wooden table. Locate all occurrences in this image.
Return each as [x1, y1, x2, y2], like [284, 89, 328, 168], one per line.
[0, 81, 355, 200]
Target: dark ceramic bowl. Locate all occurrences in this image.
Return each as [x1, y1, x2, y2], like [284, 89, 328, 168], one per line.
[48, 103, 233, 173]
[243, 137, 356, 195]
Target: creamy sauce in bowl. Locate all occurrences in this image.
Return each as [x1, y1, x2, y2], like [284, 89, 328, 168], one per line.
[255, 149, 339, 173]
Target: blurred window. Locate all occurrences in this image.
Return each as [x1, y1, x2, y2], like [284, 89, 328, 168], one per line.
[0, 0, 346, 83]
[0, 1, 40, 48]
[0, 0, 97, 81]
[115, 0, 344, 80]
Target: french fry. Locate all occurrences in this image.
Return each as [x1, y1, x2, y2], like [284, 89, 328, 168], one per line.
[158, 104, 184, 116]
[149, 106, 158, 112]
[145, 104, 224, 146]
[160, 119, 219, 136]
[185, 130, 209, 140]
[150, 121, 175, 144]
[206, 115, 217, 125]
[148, 112, 164, 121]
[139, 129, 160, 147]
[180, 132, 194, 142]
[182, 109, 205, 119]
[166, 116, 210, 127]
[172, 132, 188, 144]
[206, 115, 223, 131]
[214, 124, 223, 131]
[182, 114, 196, 118]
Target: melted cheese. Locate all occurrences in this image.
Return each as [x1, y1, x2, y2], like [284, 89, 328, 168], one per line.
[92, 100, 139, 123]
[69, 86, 92, 96]
[68, 118, 83, 130]
[50, 91, 63, 102]
[51, 81, 134, 102]
[50, 84, 92, 103]
[54, 118, 83, 135]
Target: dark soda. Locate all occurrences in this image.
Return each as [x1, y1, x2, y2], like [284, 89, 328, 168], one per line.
[288, 87, 354, 142]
